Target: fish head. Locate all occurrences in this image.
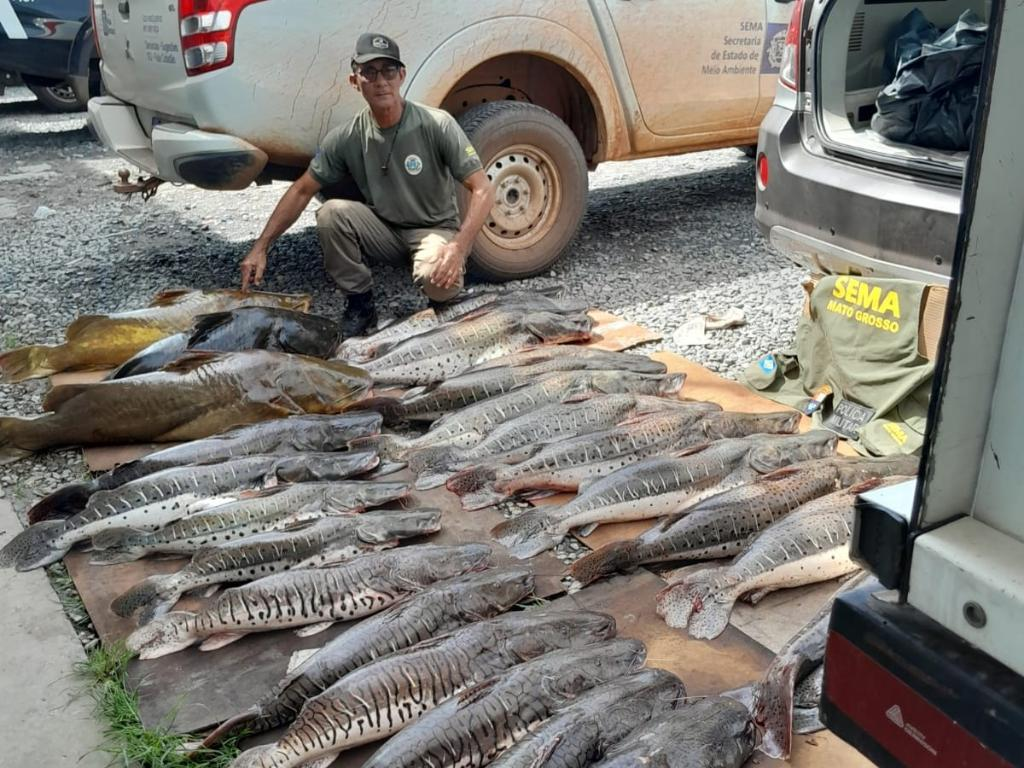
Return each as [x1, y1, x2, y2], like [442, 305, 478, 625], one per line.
[462, 567, 536, 613]
[341, 481, 411, 510]
[706, 411, 802, 439]
[355, 509, 443, 542]
[543, 639, 648, 700]
[523, 311, 595, 344]
[288, 412, 384, 450]
[504, 609, 618, 660]
[125, 612, 199, 659]
[271, 450, 379, 483]
[271, 355, 373, 412]
[746, 430, 839, 473]
[420, 543, 493, 582]
[696, 697, 758, 763]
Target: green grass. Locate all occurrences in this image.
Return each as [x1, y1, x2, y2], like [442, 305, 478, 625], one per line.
[47, 562, 88, 620]
[77, 643, 245, 768]
[3, 332, 17, 350]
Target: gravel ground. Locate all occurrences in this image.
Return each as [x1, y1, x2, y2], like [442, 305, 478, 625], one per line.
[0, 85, 804, 632]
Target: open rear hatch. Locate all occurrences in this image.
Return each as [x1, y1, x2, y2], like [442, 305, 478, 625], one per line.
[811, 0, 991, 182]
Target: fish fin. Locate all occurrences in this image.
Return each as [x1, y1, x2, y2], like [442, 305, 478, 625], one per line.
[721, 684, 756, 710]
[26, 482, 94, 524]
[355, 396, 406, 424]
[296, 756, 338, 768]
[221, 745, 280, 768]
[461, 488, 509, 511]
[758, 465, 804, 482]
[491, 511, 559, 559]
[198, 710, 260, 749]
[846, 477, 885, 495]
[446, 465, 499, 496]
[746, 587, 779, 605]
[64, 314, 107, 338]
[568, 541, 641, 587]
[110, 575, 179, 620]
[0, 520, 67, 571]
[294, 621, 335, 638]
[88, 548, 146, 566]
[0, 345, 59, 382]
[414, 473, 450, 491]
[527, 736, 562, 768]
[160, 350, 224, 374]
[655, 569, 731, 635]
[42, 383, 93, 411]
[147, 288, 192, 306]
[793, 706, 825, 735]
[349, 434, 415, 461]
[754, 660, 802, 759]
[185, 496, 240, 514]
[574, 522, 600, 538]
[199, 632, 247, 651]
[671, 442, 713, 458]
[187, 312, 233, 345]
[576, 476, 598, 494]
[91, 526, 148, 552]
[201, 585, 221, 598]
[688, 591, 738, 640]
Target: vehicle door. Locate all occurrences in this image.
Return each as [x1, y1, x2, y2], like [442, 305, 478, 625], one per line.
[603, 0, 767, 134]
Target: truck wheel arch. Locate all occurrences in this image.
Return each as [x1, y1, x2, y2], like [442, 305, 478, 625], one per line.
[404, 18, 630, 165]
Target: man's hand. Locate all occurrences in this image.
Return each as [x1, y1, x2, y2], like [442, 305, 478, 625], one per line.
[240, 245, 268, 291]
[430, 240, 467, 290]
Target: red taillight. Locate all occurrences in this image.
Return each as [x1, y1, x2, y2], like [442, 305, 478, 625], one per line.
[757, 153, 769, 190]
[91, 0, 102, 58]
[779, 0, 805, 91]
[178, 0, 267, 77]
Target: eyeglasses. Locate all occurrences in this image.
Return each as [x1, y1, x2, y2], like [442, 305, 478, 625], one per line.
[357, 64, 401, 82]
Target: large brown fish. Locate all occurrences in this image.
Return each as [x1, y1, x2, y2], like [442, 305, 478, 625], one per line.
[0, 289, 311, 381]
[0, 350, 371, 464]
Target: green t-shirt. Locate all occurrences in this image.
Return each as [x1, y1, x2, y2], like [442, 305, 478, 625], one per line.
[308, 101, 483, 230]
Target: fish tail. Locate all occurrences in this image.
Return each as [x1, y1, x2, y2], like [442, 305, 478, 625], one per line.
[110, 574, 180, 623]
[446, 465, 498, 496]
[0, 345, 62, 382]
[0, 520, 67, 571]
[656, 570, 735, 638]
[199, 709, 260, 749]
[355, 396, 406, 424]
[408, 445, 459, 476]
[26, 482, 95, 524]
[754, 661, 801, 759]
[568, 540, 641, 587]
[0, 417, 34, 465]
[490, 510, 559, 559]
[348, 433, 415, 460]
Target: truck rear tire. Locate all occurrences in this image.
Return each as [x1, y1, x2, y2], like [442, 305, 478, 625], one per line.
[457, 102, 588, 281]
[26, 80, 85, 113]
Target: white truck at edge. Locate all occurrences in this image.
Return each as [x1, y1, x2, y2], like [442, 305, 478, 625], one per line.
[88, 0, 794, 279]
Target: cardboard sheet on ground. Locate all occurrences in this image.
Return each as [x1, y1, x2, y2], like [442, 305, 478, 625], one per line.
[64, 477, 565, 733]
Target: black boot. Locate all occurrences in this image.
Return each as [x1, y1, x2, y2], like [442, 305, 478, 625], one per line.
[341, 290, 378, 338]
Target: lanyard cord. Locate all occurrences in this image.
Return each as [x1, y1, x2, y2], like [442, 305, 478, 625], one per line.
[380, 103, 407, 176]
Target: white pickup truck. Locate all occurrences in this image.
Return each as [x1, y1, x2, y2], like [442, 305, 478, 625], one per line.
[88, 0, 795, 279]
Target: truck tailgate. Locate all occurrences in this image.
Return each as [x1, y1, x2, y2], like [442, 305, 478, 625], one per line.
[94, 0, 189, 118]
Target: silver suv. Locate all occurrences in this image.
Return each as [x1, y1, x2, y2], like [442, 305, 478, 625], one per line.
[755, 0, 989, 286]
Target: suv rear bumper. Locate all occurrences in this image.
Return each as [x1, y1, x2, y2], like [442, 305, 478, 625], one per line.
[87, 95, 268, 190]
[755, 103, 959, 286]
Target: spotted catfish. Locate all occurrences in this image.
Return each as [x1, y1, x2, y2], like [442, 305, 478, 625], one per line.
[360, 349, 668, 425]
[358, 370, 686, 461]
[493, 432, 839, 559]
[336, 286, 571, 362]
[0, 451, 382, 572]
[450, 411, 802, 511]
[360, 638, 647, 768]
[126, 543, 492, 659]
[110, 509, 443, 624]
[411, 395, 720, 491]
[569, 454, 919, 588]
[656, 479, 910, 639]
[360, 310, 594, 386]
[229, 609, 619, 768]
[202, 568, 537, 746]
[25, 412, 383, 525]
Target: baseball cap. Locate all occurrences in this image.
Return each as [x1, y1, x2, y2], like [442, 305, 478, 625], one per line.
[352, 33, 403, 66]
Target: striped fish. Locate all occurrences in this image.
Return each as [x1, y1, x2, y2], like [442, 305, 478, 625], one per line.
[109, 509, 443, 624]
[203, 568, 537, 746]
[126, 543, 492, 659]
[359, 639, 647, 768]
[230, 609, 618, 768]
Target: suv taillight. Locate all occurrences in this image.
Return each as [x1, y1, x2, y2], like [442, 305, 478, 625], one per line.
[91, 0, 102, 58]
[779, 0, 805, 91]
[179, 0, 266, 77]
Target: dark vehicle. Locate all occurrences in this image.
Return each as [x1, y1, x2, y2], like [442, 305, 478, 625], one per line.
[0, 0, 100, 112]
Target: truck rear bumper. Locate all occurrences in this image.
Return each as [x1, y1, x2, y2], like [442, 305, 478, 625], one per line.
[87, 95, 268, 190]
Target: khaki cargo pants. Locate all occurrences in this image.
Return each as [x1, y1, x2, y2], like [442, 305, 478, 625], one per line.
[316, 199, 462, 302]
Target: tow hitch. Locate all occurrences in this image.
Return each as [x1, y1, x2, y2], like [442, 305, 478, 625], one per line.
[113, 169, 164, 200]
